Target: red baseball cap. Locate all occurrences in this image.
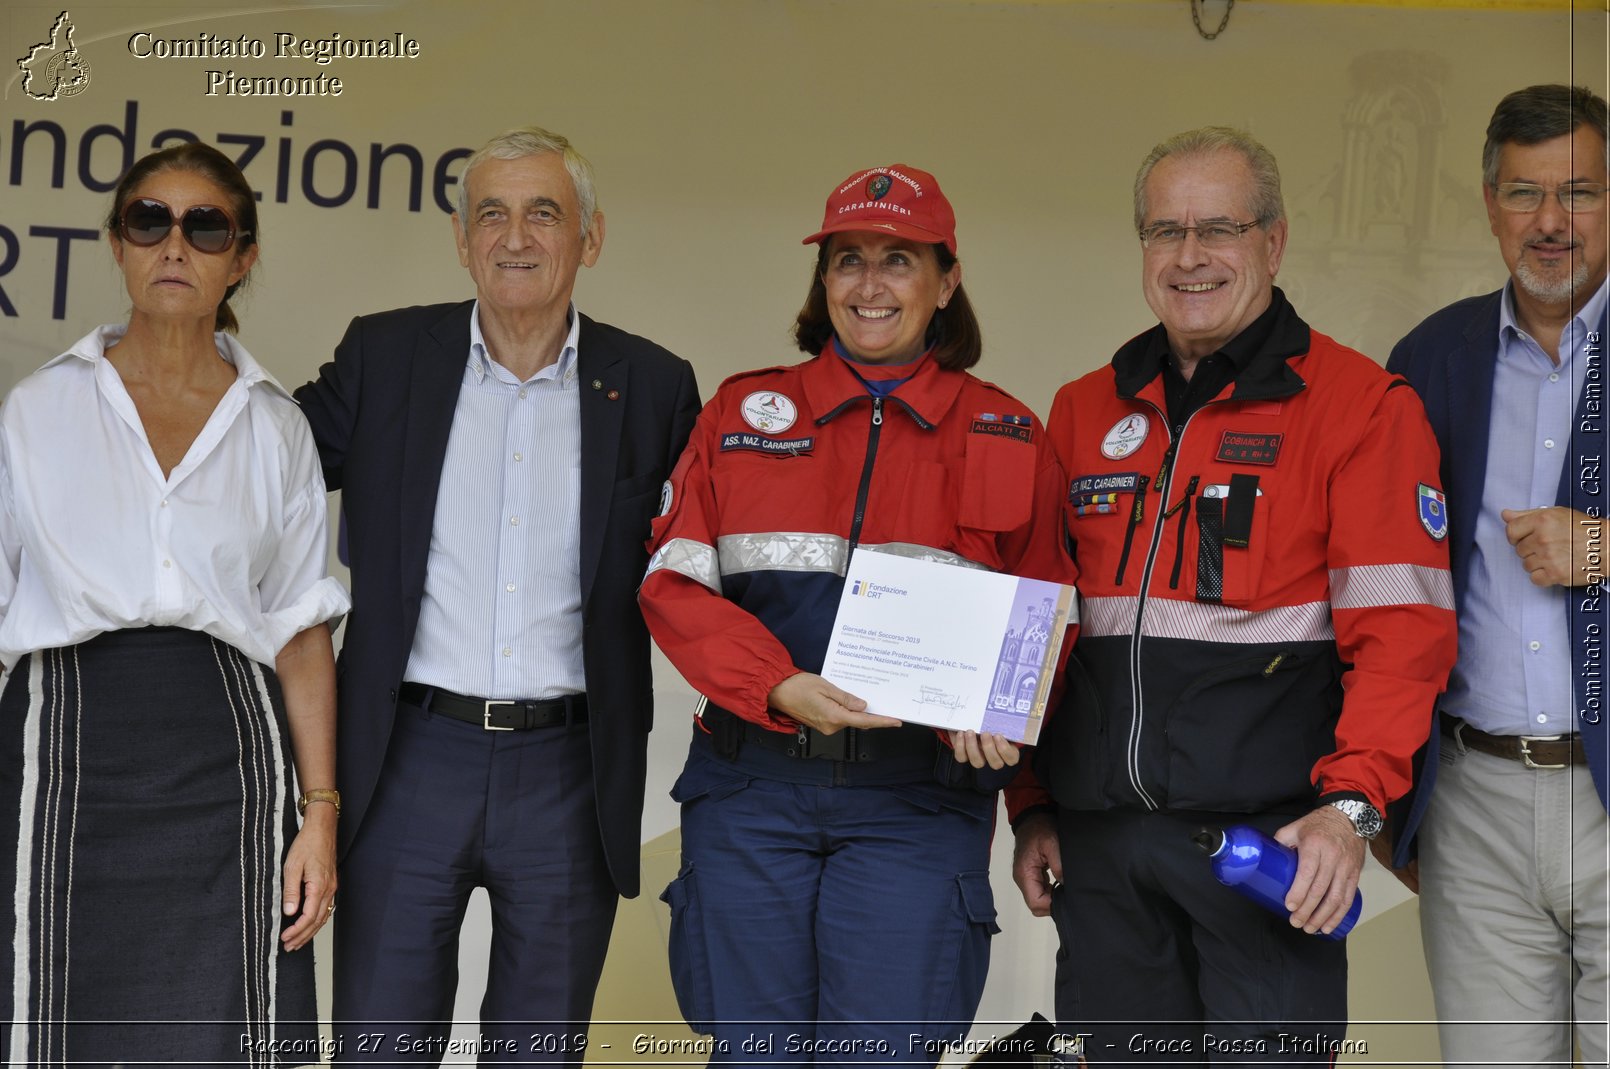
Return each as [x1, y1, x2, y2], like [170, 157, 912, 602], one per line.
[801, 163, 958, 255]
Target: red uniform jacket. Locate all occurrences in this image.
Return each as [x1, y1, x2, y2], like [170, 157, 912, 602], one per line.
[641, 350, 1076, 738]
[1010, 307, 1456, 821]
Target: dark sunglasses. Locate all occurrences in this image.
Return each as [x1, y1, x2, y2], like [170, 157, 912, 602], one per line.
[118, 198, 248, 254]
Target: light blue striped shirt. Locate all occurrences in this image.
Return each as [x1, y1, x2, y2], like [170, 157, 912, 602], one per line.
[1445, 279, 1608, 735]
[403, 302, 585, 699]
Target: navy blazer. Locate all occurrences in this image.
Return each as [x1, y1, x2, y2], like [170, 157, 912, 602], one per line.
[294, 301, 699, 898]
[1388, 289, 1610, 863]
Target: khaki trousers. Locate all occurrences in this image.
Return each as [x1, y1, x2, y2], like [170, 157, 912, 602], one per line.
[1419, 738, 1609, 1067]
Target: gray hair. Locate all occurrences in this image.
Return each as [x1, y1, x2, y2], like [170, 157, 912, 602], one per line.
[1132, 126, 1284, 232]
[456, 126, 600, 238]
[1482, 84, 1609, 188]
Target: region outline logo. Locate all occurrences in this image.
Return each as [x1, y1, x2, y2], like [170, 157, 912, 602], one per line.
[17, 10, 91, 101]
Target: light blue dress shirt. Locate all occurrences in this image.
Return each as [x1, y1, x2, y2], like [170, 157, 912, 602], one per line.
[403, 302, 585, 700]
[1445, 279, 1609, 735]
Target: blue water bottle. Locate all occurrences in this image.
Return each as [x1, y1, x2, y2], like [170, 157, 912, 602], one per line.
[1192, 825, 1362, 941]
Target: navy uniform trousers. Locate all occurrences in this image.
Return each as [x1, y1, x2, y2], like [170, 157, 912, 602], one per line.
[662, 727, 1000, 1067]
[332, 696, 617, 1068]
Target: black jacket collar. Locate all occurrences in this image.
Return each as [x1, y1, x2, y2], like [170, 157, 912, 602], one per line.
[1112, 286, 1311, 403]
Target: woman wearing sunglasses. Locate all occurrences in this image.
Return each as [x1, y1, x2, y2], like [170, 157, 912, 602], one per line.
[0, 141, 348, 1062]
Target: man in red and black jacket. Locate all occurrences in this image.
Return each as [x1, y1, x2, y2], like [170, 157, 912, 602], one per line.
[1009, 127, 1457, 1063]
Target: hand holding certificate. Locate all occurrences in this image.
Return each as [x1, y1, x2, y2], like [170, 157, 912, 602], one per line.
[819, 550, 1077, 745]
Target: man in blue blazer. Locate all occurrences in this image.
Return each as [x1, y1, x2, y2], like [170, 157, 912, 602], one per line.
[295, 127, 699, 1065]
[1387, 84, 1608, 1067]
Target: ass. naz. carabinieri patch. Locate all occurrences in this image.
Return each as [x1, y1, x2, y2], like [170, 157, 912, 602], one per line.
[721, 431, 814, 456]
[1068, 471, 1140, 515]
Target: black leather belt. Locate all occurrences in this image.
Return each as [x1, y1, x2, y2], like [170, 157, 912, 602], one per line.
[702, 704, 936, 763]
[399, 682, 587, 731]
[1440, 712, 1584, 769]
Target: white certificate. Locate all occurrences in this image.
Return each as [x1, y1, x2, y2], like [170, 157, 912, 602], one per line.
[819, 550, 1077, 745]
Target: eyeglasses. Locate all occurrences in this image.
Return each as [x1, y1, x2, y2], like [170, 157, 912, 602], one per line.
[1139, 220, 1260, 250]
[1493, 183, 1608, 214]
[118, 198, 247, 254]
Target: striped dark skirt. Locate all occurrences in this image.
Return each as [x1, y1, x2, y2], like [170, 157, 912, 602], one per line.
[0, 628, 318, 1066]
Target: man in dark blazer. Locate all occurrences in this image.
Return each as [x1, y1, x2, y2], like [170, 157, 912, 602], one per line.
[295, 126, 699, 1066]
[1387, 84, 1608, 1067]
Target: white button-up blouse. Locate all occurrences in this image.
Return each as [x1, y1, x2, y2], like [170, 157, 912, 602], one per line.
[0, 325, 350, 670]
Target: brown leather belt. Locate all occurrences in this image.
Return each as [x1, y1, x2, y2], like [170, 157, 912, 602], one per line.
[1440, 712, 1585, 769]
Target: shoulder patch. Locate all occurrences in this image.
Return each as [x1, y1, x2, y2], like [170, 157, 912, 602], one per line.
[1417, 483, 1448, 541]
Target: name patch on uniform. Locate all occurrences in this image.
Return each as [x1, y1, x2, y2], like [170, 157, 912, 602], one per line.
[1068, 472, 1139, 514]
[720, 432, 814, 456]
[970, 413, 1033, 443]
[1216, 431, 1283, 466]
[1068, 472, 1140, 500]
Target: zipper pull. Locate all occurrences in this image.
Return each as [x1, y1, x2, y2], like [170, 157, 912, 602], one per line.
[872, 397, 884, 426]
[1262, 654, 1286, 676]
[1131, 473, 1150, 523]
[1157, 444, 1179, 486]
[1155, 424, 1185, 486]
[1164, 474, 1200, 519]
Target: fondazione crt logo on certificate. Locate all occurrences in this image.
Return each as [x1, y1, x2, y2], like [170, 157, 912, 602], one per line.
[849, 579, 910, 600]
[16, 11, 91, 101]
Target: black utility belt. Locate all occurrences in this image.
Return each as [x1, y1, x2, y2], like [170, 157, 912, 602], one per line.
[400, 682, 588, 731]
[700, 703, 937, 763]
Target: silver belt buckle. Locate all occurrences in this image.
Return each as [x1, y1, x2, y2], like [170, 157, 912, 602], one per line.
[1519, 734, 1566, 770]
[483, 699, 516, 731]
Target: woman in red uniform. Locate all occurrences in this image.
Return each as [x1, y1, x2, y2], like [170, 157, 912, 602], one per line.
[641, 164, 1075, 1064]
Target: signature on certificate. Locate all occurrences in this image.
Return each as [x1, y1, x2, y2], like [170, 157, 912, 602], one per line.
[914, 686, 966, 711]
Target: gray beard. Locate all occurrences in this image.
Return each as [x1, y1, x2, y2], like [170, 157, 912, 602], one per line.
[1516, 254, 1588, 305]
